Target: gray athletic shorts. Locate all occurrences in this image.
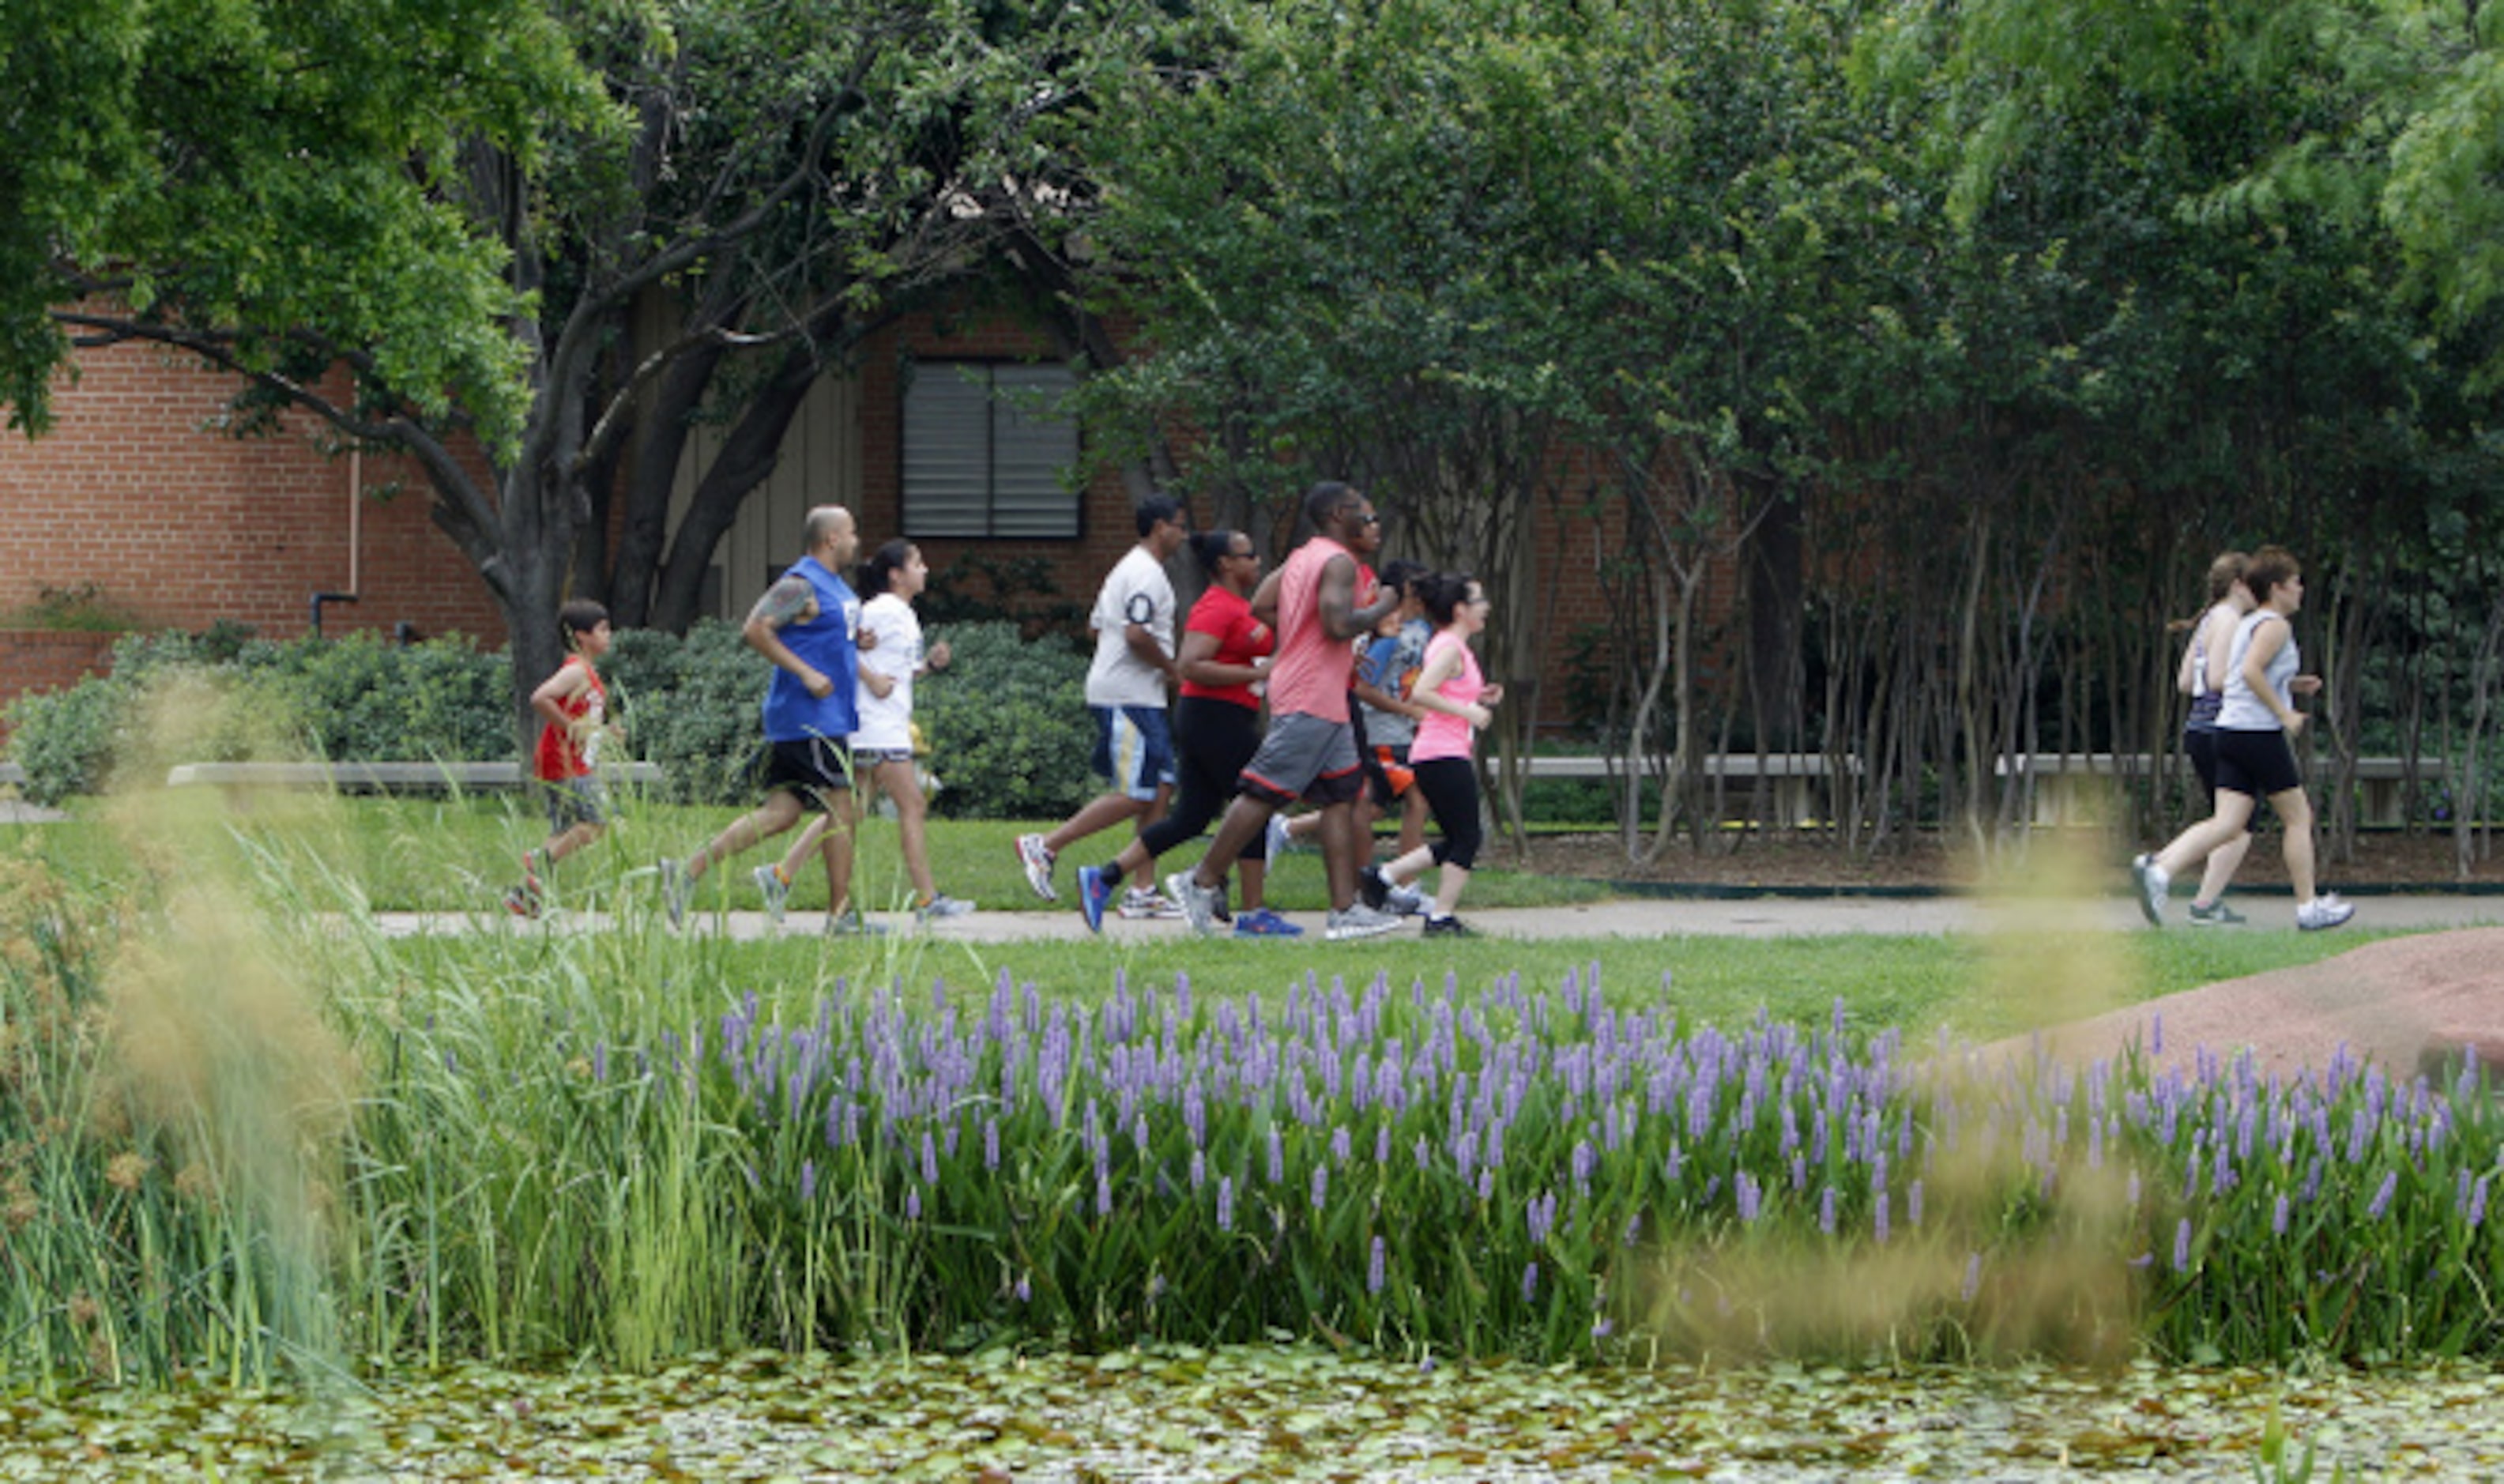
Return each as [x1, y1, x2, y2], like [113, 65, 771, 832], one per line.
[539, 774, 608, 832]
[1237, 711, 1364, 808]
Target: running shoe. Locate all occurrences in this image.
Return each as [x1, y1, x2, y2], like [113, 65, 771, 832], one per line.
[1233, 907, 1305, 938]
[659, 857, 692, 928]
[1421, 914, 1473, 938]
[2295, 894, 2355, 932]
[917, 894, 975, 922]
[2128, 853, 2169, 927]
[502, 881, 542, 919]
[1358, 864, 1392, 912]
[1385, 883, 1427, 917]
[1119, 886, 1187, 920]
[1165, 871, 1224, 935]
[1017, 834, 1059, 901]
[1265, 813, 1293, 861]
[1324, 904, 1402, 942]
[1078, 866, 1115, 934]
[827, 907, 887, 936]
[2186, 899, 2247, 927]
[753, 864, 790, 925]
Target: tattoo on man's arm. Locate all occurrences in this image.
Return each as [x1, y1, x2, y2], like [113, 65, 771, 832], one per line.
[750, 576, 817, 629]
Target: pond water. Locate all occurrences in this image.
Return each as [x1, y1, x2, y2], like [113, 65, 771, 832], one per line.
[6, 1347, 2498, 1480]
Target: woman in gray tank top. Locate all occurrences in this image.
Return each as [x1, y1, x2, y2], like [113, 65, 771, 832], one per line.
[2172, 552, 2256, 923]
[2130, 546, 2353, 932]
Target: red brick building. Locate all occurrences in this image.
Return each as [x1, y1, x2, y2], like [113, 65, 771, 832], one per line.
[3, 310, 1660, 729]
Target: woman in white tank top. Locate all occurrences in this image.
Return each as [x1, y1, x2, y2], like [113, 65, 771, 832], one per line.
[2130, 546, 2352, 932]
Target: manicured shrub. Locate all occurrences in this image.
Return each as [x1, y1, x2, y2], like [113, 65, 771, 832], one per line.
[604, 619, 771, 804]
[916, 621, 1094, 820]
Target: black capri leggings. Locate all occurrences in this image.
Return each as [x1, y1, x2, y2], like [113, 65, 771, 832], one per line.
[1411, 756, 1483, 872]
[1139, 696, 1269, 862]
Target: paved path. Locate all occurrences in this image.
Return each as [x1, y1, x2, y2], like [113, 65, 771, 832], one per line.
[369, 891, 2504, 942]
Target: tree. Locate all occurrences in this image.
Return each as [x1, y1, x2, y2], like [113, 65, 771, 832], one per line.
[11, 0, 1160, 748]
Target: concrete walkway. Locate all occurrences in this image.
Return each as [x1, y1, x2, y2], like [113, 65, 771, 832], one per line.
[368, 891, 2504, 942]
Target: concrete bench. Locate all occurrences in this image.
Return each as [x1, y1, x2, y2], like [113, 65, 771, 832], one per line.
[1995, 753, 2443, 827]
[1518, 753, 1836, 828]
[164, 760, 665, 792]
[0, 763, 24, 789]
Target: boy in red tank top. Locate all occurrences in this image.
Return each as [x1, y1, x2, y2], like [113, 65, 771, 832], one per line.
[505, 600, 617, 917]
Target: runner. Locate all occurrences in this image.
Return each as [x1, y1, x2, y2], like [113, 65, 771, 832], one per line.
[658, 505, 872, 932]
[503, 599, 616, 917]
[1165, 481, 1405, 941]
[1015, 495, 1189, 917]
[2131, 545, 2353, 932]
[1076, 529, 1297, 936]
[2173, 552, 2257, 925]
[753, 540, 970, 925]
[1361, 571, 1501, 936]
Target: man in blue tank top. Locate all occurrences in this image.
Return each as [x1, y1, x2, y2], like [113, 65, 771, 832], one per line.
[660, 505, 874, 930]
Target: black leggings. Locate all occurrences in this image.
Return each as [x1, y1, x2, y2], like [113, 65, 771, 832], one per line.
[1139, 696, 1269, 861]
[1411, 756, 1482, 871]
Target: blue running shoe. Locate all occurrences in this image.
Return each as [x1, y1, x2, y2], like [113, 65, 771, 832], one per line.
[1079, 864, 1114, 934]
[1233, 907, 1305, 938]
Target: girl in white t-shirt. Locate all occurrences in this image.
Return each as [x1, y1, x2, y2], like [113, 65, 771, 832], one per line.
[756, 540, 968, 923]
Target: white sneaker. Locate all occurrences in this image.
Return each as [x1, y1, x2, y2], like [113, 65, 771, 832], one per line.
[917, 894, 975, 921]
[1119, 886, 1187, 920]
[1165, 871, 1224, 935]
[1016, 834, 1058, 901]
[1265, 813, 1293, 861]
[1324, 904, 1403, 942]
[1385, 883, 1428, 917]
[752, 864, 790, 925]
[2296, 895, 2355, 932]
[2129, 853, 2170, 926]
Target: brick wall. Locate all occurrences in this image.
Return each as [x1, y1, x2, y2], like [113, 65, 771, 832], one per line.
[0, 342, 506, 643]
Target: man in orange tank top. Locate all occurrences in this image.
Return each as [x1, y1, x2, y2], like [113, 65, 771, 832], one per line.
[1165, 481, 1405, 941]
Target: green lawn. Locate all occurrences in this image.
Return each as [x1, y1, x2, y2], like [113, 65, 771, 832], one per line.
[3, 792, 2417, 1050]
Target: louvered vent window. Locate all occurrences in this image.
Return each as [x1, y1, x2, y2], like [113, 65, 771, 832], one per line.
[902, 362, 1080, 538]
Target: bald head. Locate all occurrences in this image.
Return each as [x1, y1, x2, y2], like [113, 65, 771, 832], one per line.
[804, 505, 859, 568]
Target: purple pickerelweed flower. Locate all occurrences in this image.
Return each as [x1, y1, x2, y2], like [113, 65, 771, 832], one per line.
[1907, 1179, 1923, 1230]
[985, 1117, 1001, 1173]
[2367, 1169, 2399, 1222]
[1819, 1185, 1836, 1236]
[1369, 1236, 1387, 1296]
[921, 1130, 939, 1186]
[1735, 1171, 1762, 1224]
[1522, 1262, 1539, 1304]
[1873, 1191, 1891, 1246]
[1267, 1124, 1286, 1185]
[2172, 1217, 2193, 1272]
[801, 1160, 817, 1203]
[1312, 1164, 1329, 1212]
[1190, 1149, 1206, 1192]
[1217, 1176, 1234, 1232]
[1015, 1275, 1031, 1303]
[2472, 1177, 2491, 1230]
[907, 1187, 923, 1222]
[1097, 1171, 1113, 1217]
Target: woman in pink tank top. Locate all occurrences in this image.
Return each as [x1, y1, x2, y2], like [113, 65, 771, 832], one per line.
[1360, 573, 1501, 935]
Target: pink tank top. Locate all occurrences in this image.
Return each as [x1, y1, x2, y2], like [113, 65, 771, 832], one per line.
[1267, 537, 1353, 721]
[1410, 631, 1484, 762]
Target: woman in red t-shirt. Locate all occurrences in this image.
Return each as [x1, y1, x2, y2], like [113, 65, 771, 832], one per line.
[1075, 530, 1300, 936]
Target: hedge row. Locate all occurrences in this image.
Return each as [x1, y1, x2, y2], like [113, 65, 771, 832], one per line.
[1, 621, 1094, 820]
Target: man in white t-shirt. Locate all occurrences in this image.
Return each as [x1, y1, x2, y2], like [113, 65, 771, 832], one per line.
[1015, 495, 1188, 910]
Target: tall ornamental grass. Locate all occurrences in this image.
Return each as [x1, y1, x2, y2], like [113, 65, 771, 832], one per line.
[6, 827, 2498, 1388]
